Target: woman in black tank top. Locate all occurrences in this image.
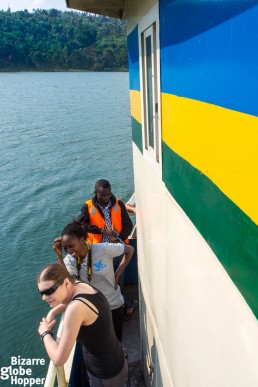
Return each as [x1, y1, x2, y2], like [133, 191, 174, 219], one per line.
[37, 263, 128, 387]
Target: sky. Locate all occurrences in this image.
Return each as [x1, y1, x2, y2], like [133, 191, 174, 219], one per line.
[0, 0, 68, 12]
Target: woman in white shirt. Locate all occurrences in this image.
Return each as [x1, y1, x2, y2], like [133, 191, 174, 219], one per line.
[53, 220, 134, 341]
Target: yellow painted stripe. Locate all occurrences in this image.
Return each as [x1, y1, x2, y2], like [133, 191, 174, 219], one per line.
[130, 89, 142, 124]
[162, 93, 258, 225]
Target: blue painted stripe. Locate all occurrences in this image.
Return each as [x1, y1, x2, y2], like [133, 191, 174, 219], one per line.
[127, 26, 140, 91]
[160, 0, 258, 117]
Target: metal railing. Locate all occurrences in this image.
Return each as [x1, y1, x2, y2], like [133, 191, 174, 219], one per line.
[44, 314, 75, 387]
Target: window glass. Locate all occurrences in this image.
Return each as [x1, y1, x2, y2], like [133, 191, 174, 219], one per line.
[141, 22, 160, 164]
[146, 35, 154, 148]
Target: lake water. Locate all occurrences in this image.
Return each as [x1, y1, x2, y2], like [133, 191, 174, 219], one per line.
[0, 72, 133, 380]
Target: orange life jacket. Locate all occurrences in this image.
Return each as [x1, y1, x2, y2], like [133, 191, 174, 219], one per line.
[85, 199, 129, 244]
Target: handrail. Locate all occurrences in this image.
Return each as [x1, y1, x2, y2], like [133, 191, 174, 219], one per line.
[44, 313, 74, 387]
[129, 223, 137, 239]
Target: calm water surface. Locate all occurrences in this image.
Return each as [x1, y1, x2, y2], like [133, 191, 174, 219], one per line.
[0, 72, 133, 378]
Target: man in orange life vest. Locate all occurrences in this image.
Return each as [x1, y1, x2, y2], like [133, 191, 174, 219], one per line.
[77, 179, 135, 320]
[77, 179, 133, 244]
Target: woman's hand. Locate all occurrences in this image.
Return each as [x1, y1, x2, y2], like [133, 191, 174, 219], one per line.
[53, 237, 62, 257]
[38, 317, 56, 336]
[53, 237, 67, 267]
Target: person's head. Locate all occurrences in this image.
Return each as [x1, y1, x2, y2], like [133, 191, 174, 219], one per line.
[94, 179, 111, 206]
[60, 221, 87, 259]
[37, 263, 75, 306]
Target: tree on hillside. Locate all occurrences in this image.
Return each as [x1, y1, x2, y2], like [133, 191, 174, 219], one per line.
[0, 9, 128, 71]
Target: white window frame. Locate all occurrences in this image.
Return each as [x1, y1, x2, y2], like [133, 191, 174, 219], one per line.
[139, 3, 162, 172]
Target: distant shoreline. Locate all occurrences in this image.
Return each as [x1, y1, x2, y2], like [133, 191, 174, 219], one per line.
[0, 68, 128, 73]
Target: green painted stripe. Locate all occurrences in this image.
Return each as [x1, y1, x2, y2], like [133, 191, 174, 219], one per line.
[163, 141, 258, 318]
[131, 116, 143, 153]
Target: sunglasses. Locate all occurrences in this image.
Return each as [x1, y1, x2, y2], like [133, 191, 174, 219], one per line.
[38, 275, 67, 296]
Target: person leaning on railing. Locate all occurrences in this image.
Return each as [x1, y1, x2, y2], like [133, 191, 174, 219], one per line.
[37, 263, 128, 387]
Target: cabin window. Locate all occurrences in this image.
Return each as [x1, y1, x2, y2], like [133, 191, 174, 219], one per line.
[145, 33, 154, 149]
[140, 17, 161, 166]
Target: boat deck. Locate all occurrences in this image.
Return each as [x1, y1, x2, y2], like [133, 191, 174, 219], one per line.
[123, 284, 146, 387]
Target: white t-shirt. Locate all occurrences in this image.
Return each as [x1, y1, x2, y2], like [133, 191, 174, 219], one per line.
[64, 243, 124, 310]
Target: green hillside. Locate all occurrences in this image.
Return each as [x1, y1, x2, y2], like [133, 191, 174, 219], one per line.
[0, 9, 128, 71]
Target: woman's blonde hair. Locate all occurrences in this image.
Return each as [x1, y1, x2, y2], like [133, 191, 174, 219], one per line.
[37, 263, 75, 284]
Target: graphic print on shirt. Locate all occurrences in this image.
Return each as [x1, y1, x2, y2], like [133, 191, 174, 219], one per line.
[93, 260, 107, 272]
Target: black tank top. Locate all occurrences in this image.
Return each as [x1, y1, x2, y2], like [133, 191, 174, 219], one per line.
[72, 288, 124, 378]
